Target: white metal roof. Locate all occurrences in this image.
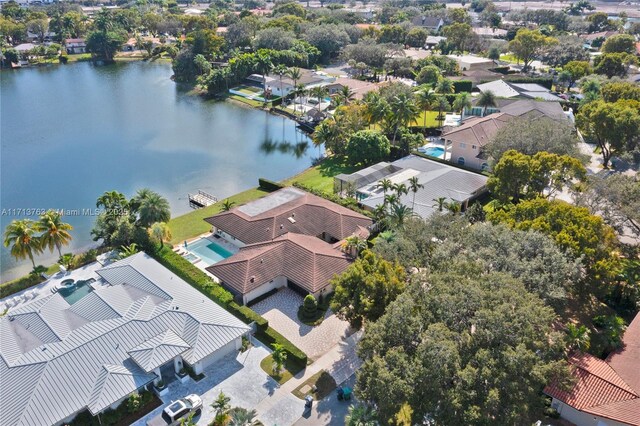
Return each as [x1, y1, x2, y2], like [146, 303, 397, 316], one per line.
[0, 253, 250, 426]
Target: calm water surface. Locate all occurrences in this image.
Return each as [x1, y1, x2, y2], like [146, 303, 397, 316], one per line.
[1, 61, 314, 281]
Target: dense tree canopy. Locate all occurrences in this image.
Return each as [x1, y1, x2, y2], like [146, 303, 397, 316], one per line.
[508, 29, 557, 71]
[345, 130, 391, 167]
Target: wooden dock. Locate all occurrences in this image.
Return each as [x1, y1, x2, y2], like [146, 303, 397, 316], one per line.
[188, 190, 218, 209]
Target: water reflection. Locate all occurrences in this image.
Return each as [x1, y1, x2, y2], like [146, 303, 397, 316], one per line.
[259, 139, 311, 159]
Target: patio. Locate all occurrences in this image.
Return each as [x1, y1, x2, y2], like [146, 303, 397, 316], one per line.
[251, 288, 353, 361]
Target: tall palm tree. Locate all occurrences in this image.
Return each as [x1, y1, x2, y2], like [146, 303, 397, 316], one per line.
[149, 222, 171, 248]
[435, 78, 455, 95]
[210, 392, 231, 418]
[132, 189, 170, 228]
[3, 219, 43, 268]
[435, 95, 450, 130]
[389, 93, 420, 144]
[408, 176, 424, 210]
[375, 178, 393, 202]
[294, 83, 307, 115]
[256, 51, 273, 103]
[363, 92, 389, 129]
[273, 64, 287, 100]
[96, 190, 128, 211]
[433, 197, 447, 212]
[310, 85, 328, 113]
[477, 90, 497, 117]
[287, 67, 302, 112]
[393, 182, 408, 197]
[452, 92, 472, 116]
[338, 85, 355, 105]
[37, 210, 73, 257]
[384, 193, 399, 208]
[415, 89, 436, 129]
[445, 199, 461, 214]
[389, 203, 415, 229]
[312, 120, 335, 156]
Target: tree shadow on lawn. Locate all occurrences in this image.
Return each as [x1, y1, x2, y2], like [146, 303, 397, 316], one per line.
[316, 157, 359, 178]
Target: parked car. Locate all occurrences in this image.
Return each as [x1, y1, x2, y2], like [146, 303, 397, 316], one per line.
[146, 394, 202, 426]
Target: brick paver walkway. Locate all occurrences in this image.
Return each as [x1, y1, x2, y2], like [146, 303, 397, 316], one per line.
[251, 288, 352, 360]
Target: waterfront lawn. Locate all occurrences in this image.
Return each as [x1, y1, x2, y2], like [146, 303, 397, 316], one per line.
[282, 156, 358, 194]
[167, 187, 270, 245]
[227, 94, 268, 108]
[66, 53, 93, 63]
[410, 111, 443, 128]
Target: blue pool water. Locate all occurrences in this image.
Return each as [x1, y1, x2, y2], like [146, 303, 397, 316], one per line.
[423, 146, 445, 157]
[187, 238, 234, 266]
[58, 279, 94, 304]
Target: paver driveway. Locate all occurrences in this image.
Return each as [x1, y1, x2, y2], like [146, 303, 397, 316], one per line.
[251, 288, 352, 360]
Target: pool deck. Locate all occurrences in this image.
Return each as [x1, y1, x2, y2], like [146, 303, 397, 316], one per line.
[177, 233, 240, 280]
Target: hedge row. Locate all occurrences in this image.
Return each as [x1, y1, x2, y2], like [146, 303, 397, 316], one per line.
[452, 80, 472, 93]
[292, 182, 374, 219]
[150, 247, 234, 305]
[228, 301, 268, 331]
[258, 178, 285, 192]
[0, 274, 44, 299]
[256, 326, 308, 365]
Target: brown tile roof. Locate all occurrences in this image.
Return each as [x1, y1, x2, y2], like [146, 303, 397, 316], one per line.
[205, 188, 372, 245]
[205, 233, 352, 295]
[442, 112, 514, 147]
[545, 314, 640, 426]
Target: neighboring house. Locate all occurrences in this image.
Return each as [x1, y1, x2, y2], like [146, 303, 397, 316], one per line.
[447, 54, 495, 71]
[450, 68, 504, 87]
[244, 69, 335, 98]
[545, 313, 640, 426]
[442, 113, 514, 170]
[0, 253, 250, 426]
[425, 35, 447, 49]
[325, 77, 385, 100]
[411, 16, 444, 32]
[580, 31, 619, 48]
[335, 155, 488, 218]
[204, 187, 372, 304]
[472, 27, 508, 38]
[13, 43, 37, 54]
[246, 74, 294, 97]
[476, 79, 563, 102]
[65, 38, 86, 54]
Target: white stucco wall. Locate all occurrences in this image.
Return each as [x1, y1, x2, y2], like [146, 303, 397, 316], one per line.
[553, 399, 630, 426]
[244, 276, 287, 305]
[194, 339, 238, 374]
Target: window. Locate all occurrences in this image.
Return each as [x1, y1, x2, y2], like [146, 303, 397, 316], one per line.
[472, 145, 477, 150]
[458, 157, 465, 165]
[481, 162, 489, 171]
[459, 143, 467, 149]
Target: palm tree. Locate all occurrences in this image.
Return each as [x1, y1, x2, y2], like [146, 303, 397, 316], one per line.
[342, 235, 367, 258]
[3, 219, 43, 268]
[477, 90, 497, 117]
[149, 222, 171, 248]
[287, 67, 302, 112]
[132, 189, 170, 228]
[452, 92, 472, 116]
[38, 210, 73, 257]
[310, 85, 328, 113]
[211, 392, 231, 417]
[433, 197, 447, 212]
[273, 64, 287, 100]
[96, 190, 128, 211]
[445, 199, 461, 214]
[271, 343, 287, 375]
[346, 403, 379, 426]
[256, 51, 273, 103]
[338, 85, 355, 105]
[375, 178, 393, 202]
[565, 323, 591, 352]
[408, 176, 424, 210]
[227, 408, 260, 426]
[435, 78, 455, 95]
[312, 120, 335, 156]
[294, 83, 307, 114]
[362, 92, 388, 129]
[384, 193, 399, 208]
[389, 203, 415, 229]
[389, 93, 420, 144]
[415, 89, 436, 129]
[118, 243, 139, 259]
[434, 95, 450, 130]
[221, 199, 236, 211]
[59, 253, 74, 270]
[393, 182, 408, 197]
[373, 230, 395, 244]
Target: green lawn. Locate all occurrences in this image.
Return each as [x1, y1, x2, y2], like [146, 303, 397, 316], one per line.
[234, 85, 262, 95]
[227, 94, 268, 108]
[167, 187, 270, 245]
[282, 156, 359, 194]
[410, 111, 444, 128]
[499, 54, 520, 64]
[292, 370, 337, 400]
[66, 53, 93, 63]
[260, 354, 305, 385]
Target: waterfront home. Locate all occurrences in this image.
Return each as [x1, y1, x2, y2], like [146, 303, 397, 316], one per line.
[545, 313, 640, 426]
[204, 187, 372, 304]
[325, 77, 386, 100]
[335, 155, 488, 219]
[65, 38, 86, 54]
[0, 253, 250, 426]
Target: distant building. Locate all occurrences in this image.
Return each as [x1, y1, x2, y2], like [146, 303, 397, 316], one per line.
[425, 35, 447, 49]
[447, 54, 495, 71]
[335, 155, 488, 219]
[472, 27, 507, 38]
[65, 39, 86, 54]
[545, 313, 640, 426]
[411, 16, 444, 32]
[205, 188, 372, 305]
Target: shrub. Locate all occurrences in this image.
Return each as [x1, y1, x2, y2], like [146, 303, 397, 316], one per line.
[490, 66, 510, 74]
[127, 393, 141, 413]
[292, 182, 373, 218]
[256, 326, 308, 365]
[227, 301, 269, 331]
[58, 55, 68, 64]
[0, 274, 44, 298]
[258, 178, 284, 192]
[544, 407, 560, 419]
[303, 294, 318, 319]
[452, 80, 472, 93]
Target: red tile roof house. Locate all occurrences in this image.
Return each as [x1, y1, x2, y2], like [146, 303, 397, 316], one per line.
[545, 313, 640, 426]
[204, 187, 372, 305]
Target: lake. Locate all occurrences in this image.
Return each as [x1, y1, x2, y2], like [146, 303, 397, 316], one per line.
[0, 61, 315, 282]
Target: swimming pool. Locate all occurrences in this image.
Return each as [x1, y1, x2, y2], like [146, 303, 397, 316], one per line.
[58, 279, 95, 305]
[421, 146, 445, 158]
[186, 238, 234, 266]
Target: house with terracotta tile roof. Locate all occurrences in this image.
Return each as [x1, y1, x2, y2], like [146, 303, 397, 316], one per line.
[545, 313, 640, 426]
[204, 187, 372, 304]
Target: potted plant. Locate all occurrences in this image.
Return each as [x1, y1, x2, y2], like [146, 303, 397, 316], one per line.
[176, 367, 189, 383]
[154, 380, 168, 396]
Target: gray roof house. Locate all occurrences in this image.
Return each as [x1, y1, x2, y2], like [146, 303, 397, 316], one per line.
[0, 253, 250, 426]
[476, 79, 563, 102]
[335, 155, 488, 219]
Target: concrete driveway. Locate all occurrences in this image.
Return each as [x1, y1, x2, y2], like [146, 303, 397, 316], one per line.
[251, 288, 353, 360]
